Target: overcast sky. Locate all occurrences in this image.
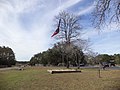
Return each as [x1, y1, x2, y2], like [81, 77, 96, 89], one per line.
[0, 0, 120, 61]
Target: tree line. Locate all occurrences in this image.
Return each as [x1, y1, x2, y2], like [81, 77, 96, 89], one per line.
[85, 53, 120, 65]
[0, 46, 16, 67]
[30, 49, 120, 67]
[30, 43, 86, 68]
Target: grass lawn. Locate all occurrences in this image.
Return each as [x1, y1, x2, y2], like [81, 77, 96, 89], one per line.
[0, 67, 120, 90]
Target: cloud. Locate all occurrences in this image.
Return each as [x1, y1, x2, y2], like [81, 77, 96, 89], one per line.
[0, 0, 84, 61]
[0, 0, 119, 61]
[82, 21, 120, 39]
[91, 36, 120, 55]
[41, 0, 83, 21]
[57, 0, 83, 11]
[77, 1, 95, 15]
[0, 0, 49, 60]
[82, 23, 120, 55]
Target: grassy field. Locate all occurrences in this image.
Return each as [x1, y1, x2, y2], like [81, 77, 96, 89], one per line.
[0, 67, 120, 90]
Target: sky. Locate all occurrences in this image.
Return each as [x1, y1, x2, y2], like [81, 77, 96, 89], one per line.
[0, 0, 120, 61]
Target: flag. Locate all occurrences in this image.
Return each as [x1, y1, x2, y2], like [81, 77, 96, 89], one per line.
[51, 27, 59, 37]
[51, 19, 61, 37]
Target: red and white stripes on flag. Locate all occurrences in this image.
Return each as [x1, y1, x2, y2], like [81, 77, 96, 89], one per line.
[51, 19, 61, 37]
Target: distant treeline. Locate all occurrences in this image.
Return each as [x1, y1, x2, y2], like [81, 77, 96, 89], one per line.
[85, 54, 120, 65]
[30, 43, 86, 67]
[30, 44, 120, 66]
[0, 45, 120, 68]
[0, 46, 16, 67]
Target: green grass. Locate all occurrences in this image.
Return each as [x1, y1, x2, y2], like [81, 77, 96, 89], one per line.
[0, 67, 120, 90]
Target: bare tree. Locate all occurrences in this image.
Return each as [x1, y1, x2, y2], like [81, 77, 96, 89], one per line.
[54, 11, 83, 68]
[74, 39, 92, 53]
[54, 11, 82, 43]
[93, 0, 120, 29]
[85, 51, 99, 65]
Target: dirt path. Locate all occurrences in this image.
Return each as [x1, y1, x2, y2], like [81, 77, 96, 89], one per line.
[0, 67, 19, 71]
